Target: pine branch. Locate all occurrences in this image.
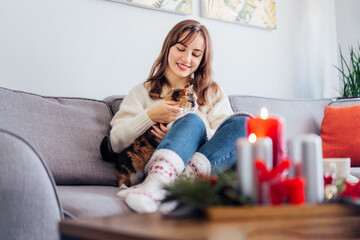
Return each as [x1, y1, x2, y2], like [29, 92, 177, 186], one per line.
[163, 170, 253, 208]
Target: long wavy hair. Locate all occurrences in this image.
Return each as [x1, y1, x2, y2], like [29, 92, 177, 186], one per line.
[145, 19, 220, 107]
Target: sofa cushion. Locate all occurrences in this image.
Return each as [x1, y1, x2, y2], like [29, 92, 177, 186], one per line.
[0, 87, 117, 186]
[351, 168, 360, 180]
[229, 95, 331, 141]
[57, 186, 131, 219]
[329, 98, 360, 107]
[103, 95, 125, 115]
[320, 104, 360, 166]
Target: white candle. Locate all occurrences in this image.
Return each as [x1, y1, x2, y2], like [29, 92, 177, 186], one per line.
[252, 137, 273, 170]
[288, 134, 324, 204]
[236, 138, 256, 201]
[252, 137, 272, 205]
[288, 139, 302, 177]
[237, 136, 273, 204]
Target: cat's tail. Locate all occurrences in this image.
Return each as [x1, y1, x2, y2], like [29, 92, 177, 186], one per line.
[100, 136, 116, 162]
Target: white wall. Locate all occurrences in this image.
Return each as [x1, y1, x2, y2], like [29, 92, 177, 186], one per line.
[335, 0, 360, 67]
[0, 0, 343, 99]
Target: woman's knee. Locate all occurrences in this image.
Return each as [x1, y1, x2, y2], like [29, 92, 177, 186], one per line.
[217, 115, 248, 137]
[173, 113, 205, 130]
[223, 115, 248, 126]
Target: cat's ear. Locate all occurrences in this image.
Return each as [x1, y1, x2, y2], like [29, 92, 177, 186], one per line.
[187, 85, 194, 93]
[183, 84, 192, 95]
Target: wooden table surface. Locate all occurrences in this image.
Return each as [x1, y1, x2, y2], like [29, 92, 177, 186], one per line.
[59, 205, 360, 240]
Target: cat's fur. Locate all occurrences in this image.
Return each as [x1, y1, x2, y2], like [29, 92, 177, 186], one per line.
[100, 85, 197, 187]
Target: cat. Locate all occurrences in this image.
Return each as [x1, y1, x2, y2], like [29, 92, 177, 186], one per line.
[100, 84, 197, 187]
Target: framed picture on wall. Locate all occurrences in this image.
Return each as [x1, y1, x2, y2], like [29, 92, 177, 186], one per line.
[108, 0, 193, 15]
[202, 0, 276, 30]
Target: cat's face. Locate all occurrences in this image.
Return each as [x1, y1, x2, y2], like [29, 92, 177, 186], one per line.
[164, 85, 198, 110]
[115, 169, 132, 187]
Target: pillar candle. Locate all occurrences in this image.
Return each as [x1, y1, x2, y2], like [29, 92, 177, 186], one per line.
[288, 134, 324, 204]
[236, 138, 256, 201]
[247, 108, 285, 167]
[237, 136, 273, 204]
[288, 139, 302, 177]
[254, 136, 272, 205]
[285, 178, 306, 205]
[251, 135, 273, 170]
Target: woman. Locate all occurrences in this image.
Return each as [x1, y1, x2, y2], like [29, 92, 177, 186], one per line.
[111, 19, 248, 213]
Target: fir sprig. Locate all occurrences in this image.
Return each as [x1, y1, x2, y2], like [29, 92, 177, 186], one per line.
[162, 170, 253, 208]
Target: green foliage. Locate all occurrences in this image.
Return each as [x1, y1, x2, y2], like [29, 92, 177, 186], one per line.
[335, 43, 360, 99]
[162, 169, 253, 208]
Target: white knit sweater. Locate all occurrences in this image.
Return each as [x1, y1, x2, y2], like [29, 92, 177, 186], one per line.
[109, 82, 234, 153]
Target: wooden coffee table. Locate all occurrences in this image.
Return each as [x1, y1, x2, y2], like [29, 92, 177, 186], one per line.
[59, 204, 360, 240]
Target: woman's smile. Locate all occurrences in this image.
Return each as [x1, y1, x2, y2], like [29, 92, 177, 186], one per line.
[177, 62, 190, 71]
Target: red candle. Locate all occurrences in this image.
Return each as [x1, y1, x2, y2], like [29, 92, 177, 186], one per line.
[269, 178, 306, 205]
[285, 178, 306, 205]
[247, 108, 285, 167]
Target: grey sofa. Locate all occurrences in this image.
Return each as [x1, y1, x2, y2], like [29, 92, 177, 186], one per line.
[0, 86, 359, 240]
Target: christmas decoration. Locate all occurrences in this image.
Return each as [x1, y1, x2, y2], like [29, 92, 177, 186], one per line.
[162, 169, 253, 208]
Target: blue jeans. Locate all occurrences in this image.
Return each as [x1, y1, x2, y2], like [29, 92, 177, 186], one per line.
[157, 113, 248, 174]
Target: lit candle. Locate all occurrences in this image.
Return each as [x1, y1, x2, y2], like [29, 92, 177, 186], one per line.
[237, 135, 273, 204]
[252, 136, 273, 205]
[252, 136, 273, 170]
[247, 107, 285, 167]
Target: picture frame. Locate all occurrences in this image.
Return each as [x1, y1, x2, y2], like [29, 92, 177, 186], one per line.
[201, 0, 276, 30]
[108, 0, 193, 15]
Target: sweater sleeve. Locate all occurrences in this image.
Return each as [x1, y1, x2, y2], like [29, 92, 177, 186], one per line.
[207, 87, 234, 136]
[109, 83, 155, 153]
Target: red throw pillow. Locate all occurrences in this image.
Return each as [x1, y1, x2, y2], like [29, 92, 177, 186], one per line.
[320, 105, 360, 166]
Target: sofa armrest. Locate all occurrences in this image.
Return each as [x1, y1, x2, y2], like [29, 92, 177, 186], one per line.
[0, 129, 63, 240]
[350, 167, 360, 180]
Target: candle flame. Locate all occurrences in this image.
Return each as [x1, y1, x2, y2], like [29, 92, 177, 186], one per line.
[260, 107, 268, 119]
[248, 133, 257, 143]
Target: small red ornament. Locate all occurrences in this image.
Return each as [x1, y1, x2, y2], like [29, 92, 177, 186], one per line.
[340, 182, 360, 199]
[198, 174, 218, 186]
[323, 175, 334, 185]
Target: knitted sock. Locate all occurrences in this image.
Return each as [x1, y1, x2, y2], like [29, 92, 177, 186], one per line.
[117, 149, 184, 213]
[181, 152, 211, 179]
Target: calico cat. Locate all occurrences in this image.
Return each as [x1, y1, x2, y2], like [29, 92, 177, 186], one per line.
[100, 85, 197, 187]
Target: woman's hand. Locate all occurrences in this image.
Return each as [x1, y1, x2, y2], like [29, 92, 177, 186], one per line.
[147, 101, 184, 123]
[151, 124, 169, 143]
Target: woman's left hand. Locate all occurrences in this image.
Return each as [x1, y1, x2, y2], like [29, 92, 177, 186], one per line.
[151, 124, 169, 142]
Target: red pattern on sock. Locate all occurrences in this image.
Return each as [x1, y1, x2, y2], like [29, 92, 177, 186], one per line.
[190, 162, 199, 173]
[146, 157, 180, 184]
